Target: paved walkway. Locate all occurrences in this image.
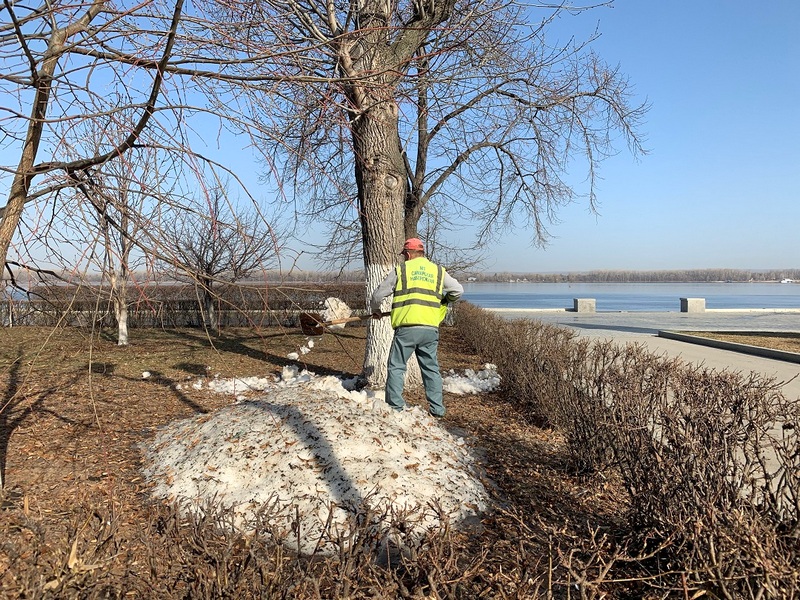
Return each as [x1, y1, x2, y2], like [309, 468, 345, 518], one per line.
[491, 309, 800, 399]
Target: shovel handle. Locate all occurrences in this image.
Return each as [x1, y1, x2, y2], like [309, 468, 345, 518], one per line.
[322, 311, 390, 326]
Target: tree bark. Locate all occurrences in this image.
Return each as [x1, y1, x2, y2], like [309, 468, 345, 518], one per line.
[352, 94, 406, 387]
[115, 202, 131, 346]
[201, 284, 217, 332]
[0, 48, 60, 272]
[341, 0, 446, 389]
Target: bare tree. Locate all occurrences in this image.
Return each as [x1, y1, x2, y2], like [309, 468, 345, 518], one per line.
[94, 171, 139, 346]
[161, 185, 283, 332]
[0, 0, 645, 393]
[210, 0, 646, 386]
[0, 0, 295, 491]
[401, 12, 647, 250]
[0, 0, 300, 281]
[74, 149, 173, 345]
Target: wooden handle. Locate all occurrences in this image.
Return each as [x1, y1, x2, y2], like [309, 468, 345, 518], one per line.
[322, 311, 390, 326]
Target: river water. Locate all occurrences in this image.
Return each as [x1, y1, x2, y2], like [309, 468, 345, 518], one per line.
[463, 282, 800, 312]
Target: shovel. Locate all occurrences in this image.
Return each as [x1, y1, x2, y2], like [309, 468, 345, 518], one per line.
[299, 311, 390, 336]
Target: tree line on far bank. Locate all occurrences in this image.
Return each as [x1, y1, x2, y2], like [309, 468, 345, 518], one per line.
[468, 268, 800, 283]
[7, 267, 800, 294]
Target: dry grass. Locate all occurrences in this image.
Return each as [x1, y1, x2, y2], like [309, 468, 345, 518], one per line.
[6, 320, 794, 598]
[682, 331, 800, 354]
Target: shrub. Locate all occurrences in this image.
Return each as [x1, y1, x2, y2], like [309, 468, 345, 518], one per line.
[454, 302, 800, 598]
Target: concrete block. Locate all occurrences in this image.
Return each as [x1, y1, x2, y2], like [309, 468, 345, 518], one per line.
[680, 297, 705, 313]
[573, 298, 596, 313]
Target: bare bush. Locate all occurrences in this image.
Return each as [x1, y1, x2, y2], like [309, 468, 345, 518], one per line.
[454, 302, 800, 597]
[0, 492, 550, 598]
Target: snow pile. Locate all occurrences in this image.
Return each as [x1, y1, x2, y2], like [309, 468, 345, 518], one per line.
[199, 364, 500, 402]
[443, 364, 500, 395]
[141, 366, 489, 555]
[320, 296, 352, 330]
[206, 365, 315, 398]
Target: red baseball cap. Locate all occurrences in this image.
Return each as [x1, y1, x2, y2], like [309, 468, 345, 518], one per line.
[401, 238, 425, 253]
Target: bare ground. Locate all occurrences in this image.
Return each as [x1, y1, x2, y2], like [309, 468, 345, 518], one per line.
[0, 324, 627, 597]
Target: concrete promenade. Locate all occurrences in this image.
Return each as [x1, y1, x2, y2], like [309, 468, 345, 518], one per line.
[491, 308, 800, 399]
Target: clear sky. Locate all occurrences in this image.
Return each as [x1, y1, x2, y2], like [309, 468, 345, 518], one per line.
[1, 1, 797, 275]
[485, 0, 799, 273]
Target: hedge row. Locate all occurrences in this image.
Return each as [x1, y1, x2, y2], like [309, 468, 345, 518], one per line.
[1, 282, 366, 327]
[454, 302, 799, 598]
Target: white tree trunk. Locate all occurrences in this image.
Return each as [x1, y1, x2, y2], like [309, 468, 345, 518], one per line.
[364, 262, 395, 385]
[362, 241, 422, 390]
[116, 304, 129, 346]
[111, 268, 129, 346]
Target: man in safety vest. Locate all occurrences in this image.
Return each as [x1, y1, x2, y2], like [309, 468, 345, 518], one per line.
[369, 237, 463, 417]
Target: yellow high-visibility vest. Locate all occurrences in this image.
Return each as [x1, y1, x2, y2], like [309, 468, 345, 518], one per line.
[391, 257, 447, 328]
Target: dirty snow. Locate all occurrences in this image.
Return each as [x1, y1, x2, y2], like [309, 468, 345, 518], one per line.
[443, 364, 500, 395]
[320, 296, 352, 329]
[141, 364, 500, 555]
[287, 338, 314, 360]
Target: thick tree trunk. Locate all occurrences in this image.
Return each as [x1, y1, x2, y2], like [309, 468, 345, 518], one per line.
[353, 98, 408, 388]
[341, 0, 455, 391]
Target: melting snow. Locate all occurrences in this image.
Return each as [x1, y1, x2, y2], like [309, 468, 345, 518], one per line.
[141, 364, 500, 555]
[443, 364, 500, 395]
[320, 297, 352, 330]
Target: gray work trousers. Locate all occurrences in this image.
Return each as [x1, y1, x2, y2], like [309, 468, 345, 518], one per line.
[385, 325, 445, 417]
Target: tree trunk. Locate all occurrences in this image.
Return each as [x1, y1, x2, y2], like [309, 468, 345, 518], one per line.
[103, 207, 130, 346]
[113, 273, 129, 346]
[117, 303, 129, 345]
[0, 0, 105, 270]
[353, 97, 407, 388]
[201, 284, 217, 332]
[0, 58, 57, 269]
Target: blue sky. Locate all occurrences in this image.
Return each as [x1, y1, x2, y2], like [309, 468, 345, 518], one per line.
[485, 1, 799, 273]
[2, 1, 796, 275]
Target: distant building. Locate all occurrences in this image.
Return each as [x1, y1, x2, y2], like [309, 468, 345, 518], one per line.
[780, 278, 794, 283]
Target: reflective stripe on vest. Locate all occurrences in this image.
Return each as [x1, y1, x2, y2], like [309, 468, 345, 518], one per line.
[391, 257, 445, 328]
